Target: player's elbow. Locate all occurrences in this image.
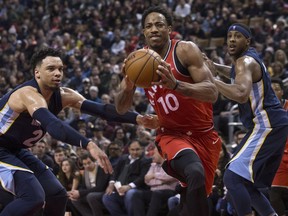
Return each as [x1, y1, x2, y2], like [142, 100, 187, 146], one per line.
[236, 92, 249, 104]
[209, 84, 219, 103]
[115, 106, 128, 115]
[211, 88, 219, 103]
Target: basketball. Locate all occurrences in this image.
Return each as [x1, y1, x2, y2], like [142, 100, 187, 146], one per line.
[124, 49, 162, 88]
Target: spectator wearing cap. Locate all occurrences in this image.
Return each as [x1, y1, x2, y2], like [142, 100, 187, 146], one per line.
[91, 125, 111, 151]
[79, 77, 91, 99]
[106, 142, 123, 169]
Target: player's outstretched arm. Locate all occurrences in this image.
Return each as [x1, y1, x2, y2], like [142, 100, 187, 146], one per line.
[62, 87, 159, 129]
[203, 53, 232, 79]
[14, 87, 113, 174]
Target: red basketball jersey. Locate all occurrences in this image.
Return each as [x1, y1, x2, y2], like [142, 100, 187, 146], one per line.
[144, 39, 214, 133]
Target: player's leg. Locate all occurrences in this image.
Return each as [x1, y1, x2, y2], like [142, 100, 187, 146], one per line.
[245, 184, 275, 216]
[0, 169, 45, 216]
[169, 149, 209, 216]
[223, 169, 254, 216]
[0, 147, 45, 216]
[16, 149, 68, 216]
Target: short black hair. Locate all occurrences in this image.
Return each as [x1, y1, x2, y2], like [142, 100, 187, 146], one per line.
[80, 152, 95, 162]
[30, 47, 63, 71]
[141, 6, 173, 28]
[271, 77, 284, 90]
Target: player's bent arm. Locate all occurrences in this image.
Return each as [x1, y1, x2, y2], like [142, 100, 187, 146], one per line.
[214, 57, 253, 104]
[213, 63, 232, 79]
[114, 77, 136, 114]
[176, 41, 218, 103]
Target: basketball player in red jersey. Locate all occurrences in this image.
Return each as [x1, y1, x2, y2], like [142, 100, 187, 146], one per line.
[270, 78, 288, 216]
[114, 6, 222, 216]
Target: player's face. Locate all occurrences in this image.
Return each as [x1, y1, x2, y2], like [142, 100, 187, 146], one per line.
[143, 12, 171, 52]
[35, 56, 64, 91]
[227, 31, 249, 58]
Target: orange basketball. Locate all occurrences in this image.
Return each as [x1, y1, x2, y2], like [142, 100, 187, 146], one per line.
[124, 49, 162, 88]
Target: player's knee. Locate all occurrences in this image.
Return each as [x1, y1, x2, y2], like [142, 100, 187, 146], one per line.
[184, 162, 205, 190]
[25, 190, 45, 213]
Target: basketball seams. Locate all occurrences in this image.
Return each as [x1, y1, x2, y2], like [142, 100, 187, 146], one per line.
[125, 50, 150, 83]
[125, 49, 161, 88]
[134, 52, 154, 86]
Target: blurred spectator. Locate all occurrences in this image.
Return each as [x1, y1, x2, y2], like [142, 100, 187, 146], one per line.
[106, 142, 123, 169]
[113, 127, 130, 151]
[131, 147, 178, 216]
[70, 153, 110, 216]
[274, 49, 288, 75]
[90, 125, 111, 151]
[32, 140, 55, 168]
[111, 29, 126, 55]
[58, 158, 81, 216]
[174, 0, 191, 18]
[273, 18, 288, 48]
[79, 77, 92, 99]
[101, 93, 112, 104]
[88, 86, 102, 103]
[52, 147, 67, 176]
[102, 139, 152, 216]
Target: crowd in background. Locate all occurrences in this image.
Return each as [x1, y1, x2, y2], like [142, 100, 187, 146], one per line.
[1, 0, 288, 215]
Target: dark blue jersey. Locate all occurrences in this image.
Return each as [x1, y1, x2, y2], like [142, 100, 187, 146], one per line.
[0, 79, 62, 150]
[231, 48, 288, 129]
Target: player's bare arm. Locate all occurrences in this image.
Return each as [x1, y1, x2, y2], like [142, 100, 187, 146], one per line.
[203, 53, 232, 78]
[213, 62, 232, 78]
[114, 65, 137, 114]
[62, 86, 159, 129]
[8, 86, 48, 115]
[155, 41, 218, 103]
[214, 56, 258, 103]
[12, 86, 113, 174]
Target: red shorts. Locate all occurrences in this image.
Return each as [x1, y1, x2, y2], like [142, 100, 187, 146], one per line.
[156, 130, 222, 195]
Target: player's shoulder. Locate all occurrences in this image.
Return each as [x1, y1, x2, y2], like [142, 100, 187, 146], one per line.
[14, 85, 39, 96]
[177, 40, 199, 51]
[60, 86, 75, 94]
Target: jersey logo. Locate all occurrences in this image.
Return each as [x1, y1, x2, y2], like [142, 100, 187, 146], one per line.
[212, 138, 220, 145]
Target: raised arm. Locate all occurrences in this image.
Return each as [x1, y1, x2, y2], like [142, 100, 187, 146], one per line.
[62, 87, 159, 129]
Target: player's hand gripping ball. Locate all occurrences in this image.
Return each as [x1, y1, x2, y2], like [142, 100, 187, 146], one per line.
[124, 49, 162, 88]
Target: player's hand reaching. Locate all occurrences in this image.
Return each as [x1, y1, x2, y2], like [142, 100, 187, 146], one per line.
[86, 142, 113, 174]
[153, 60, 178, 90]
[136, 114, 159, 129]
